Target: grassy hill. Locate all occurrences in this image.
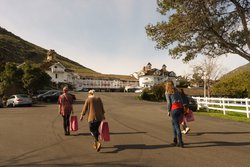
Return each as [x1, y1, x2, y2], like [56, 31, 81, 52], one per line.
[0, 26, 97, 74]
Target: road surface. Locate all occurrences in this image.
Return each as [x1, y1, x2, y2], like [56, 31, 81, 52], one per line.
[0, 92, 249, 167]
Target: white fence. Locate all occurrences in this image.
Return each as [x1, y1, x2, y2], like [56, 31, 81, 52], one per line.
[192, 97, 250, 118]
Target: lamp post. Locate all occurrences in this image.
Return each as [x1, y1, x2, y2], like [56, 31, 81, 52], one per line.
[203, 71, 207, 98]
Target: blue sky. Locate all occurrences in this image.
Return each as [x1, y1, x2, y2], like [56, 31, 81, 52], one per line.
[0, 0, 248, 76]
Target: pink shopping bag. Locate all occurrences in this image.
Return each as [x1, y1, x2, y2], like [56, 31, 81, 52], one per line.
[70, 115, 78, 131]
[99, 121, 110, 142]
[185, 110, 195, 122]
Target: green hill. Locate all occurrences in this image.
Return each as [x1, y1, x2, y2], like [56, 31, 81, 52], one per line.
[0, 26, 97, 74]
[211, 62, 250, 98]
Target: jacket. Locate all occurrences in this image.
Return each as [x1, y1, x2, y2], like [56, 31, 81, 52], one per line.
[81, 96, 105, 122]
[165, 89, 183, 112]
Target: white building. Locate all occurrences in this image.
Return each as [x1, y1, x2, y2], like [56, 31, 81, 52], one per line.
[43, 61, 138, 91]
[44, 62, 74, 85]
[134, 63, 177, 88]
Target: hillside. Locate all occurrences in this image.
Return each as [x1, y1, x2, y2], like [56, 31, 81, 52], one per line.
[0, 26, 97, 74]
[222, 62, 250, 78]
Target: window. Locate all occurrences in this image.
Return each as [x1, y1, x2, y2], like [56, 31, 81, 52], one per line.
[55, 74, 58, 79]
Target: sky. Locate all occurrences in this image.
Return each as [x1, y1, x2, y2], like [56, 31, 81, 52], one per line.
[0, 0, 248, 76]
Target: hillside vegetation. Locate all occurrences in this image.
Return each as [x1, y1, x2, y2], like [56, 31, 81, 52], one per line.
[211, 63, 250, 98]
[0, 26, 97, 74]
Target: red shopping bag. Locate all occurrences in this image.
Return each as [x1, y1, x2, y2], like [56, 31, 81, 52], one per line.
[70, 115, 78, 131]
[99, 121, 110, 142]
[185, 110, 195, 122]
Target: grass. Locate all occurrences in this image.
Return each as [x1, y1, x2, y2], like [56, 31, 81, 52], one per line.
[196, 108, 250, 123]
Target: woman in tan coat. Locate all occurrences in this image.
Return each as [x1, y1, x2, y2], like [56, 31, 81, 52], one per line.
[80, 90, 105, 152]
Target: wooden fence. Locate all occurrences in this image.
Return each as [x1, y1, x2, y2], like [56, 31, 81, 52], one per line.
[192, 97, 250, 118]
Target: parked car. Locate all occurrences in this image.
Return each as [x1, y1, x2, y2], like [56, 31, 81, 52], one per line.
[36, 90, 59, 101]
[42, 91, 76, 103]
[6, 94, 33, 107]
[188, 96, 198, 111]
[43, 91, 62, 102]
[0, 98, 3, 108]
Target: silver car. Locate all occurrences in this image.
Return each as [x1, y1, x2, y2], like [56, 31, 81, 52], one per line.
[6, 94, 33, 107]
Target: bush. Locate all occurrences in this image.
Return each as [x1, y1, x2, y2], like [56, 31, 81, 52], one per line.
[140, 84, 166, 102]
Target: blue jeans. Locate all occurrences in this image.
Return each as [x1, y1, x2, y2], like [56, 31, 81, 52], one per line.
[171, 108, 183, 144]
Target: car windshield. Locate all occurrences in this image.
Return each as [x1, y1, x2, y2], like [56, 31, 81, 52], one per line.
[16, 94, 29, 98]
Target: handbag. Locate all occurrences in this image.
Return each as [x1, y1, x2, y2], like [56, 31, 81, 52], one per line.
[99, 121, 110, 142]
[185, 109, 195, 122]
[70, 115, 78, 131]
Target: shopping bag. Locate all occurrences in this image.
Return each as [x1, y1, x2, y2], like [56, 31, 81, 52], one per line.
[99, 121, 110, 142]
[70, 115, 78, 131]
[185, 110, 195, 122]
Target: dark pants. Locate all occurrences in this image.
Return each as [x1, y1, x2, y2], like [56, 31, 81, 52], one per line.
[171, 108, 184, 144]
[63, 114, 70, 134]
[89, 121, 101, 142]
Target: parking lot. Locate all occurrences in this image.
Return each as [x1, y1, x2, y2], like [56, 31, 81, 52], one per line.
[0, 92, 250, 167]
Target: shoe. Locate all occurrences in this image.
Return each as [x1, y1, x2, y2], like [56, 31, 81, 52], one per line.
[177, 142, 184, 148]
[96, 142, 101, 152]
[172, 138, 177, 146]
[93, 142, 97, 149]
[184, 127, 190, 134]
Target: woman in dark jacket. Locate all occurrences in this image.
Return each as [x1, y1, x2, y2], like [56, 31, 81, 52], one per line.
[165, 80, 184, 148]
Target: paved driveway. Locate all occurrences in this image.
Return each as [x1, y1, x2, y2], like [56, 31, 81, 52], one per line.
[0, 92, 249, 167]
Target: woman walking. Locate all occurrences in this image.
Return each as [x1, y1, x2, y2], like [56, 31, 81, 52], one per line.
[58, 86, 74, 136]
[165, 80, 184, 148]
[80, 90, 105, 152]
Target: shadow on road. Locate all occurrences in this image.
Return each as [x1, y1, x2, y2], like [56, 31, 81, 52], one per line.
[188, 131, 250, 136]
[185, 141, 250, 148]
[72, 131, 147, 137]
[102, 144, 171, 153]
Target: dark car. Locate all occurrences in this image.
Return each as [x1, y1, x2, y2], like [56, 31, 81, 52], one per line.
[188, 96, 198, 111]
[36, 90, 60, 101]
[0, 98, 3, 108]
[43, 91, 76, 103]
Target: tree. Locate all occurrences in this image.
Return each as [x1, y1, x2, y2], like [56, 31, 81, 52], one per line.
[176, 75, 190, 88]
[190, 57, 225, 96]
[21, 63, 51, 95]
[145, 0, 250, 62]
[0, 62, 24, 96]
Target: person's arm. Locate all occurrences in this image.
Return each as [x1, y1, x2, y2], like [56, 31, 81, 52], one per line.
[165, 93, 171, 116]
[58, 96, 62, 114]
[80, 99, 88, 121]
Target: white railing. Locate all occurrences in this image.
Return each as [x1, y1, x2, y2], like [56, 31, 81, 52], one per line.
[192, 97, 250, 118]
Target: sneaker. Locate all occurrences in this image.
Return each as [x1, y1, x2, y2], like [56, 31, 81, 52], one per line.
[93, 142, 97, 149]
[172, 138, 177, 146]
[96, 142, 101, 152]
[184, 127, 190, 134]
[177, 142, 184, 148]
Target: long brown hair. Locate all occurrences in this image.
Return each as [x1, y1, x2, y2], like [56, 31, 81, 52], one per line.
[165, 80, 175, 94]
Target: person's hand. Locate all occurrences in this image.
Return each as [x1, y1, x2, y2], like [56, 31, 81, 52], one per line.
[80, 115, 83, 121]
[168, 112, 170, 117]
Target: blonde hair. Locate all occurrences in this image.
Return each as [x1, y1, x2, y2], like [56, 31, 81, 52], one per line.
[63, 86, 69, 93]
[165, 80, 175, 94]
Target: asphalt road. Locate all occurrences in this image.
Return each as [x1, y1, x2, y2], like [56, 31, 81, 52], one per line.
[0, 92, 249, 167]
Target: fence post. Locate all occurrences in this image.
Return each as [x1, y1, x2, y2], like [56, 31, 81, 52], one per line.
[246, 98, 249, 118]
[222, 98, 226, 115]
[197, 97, 200, 110]
[205, 97, 209, 112]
